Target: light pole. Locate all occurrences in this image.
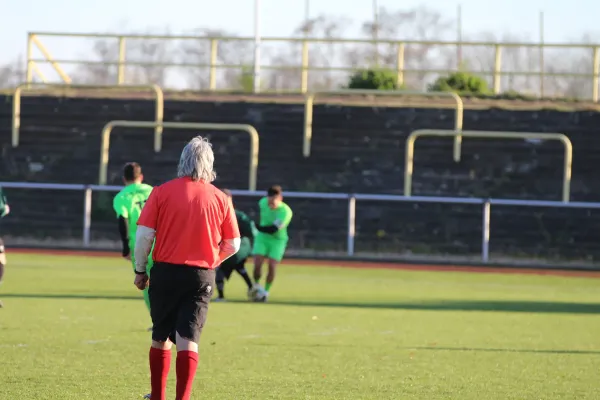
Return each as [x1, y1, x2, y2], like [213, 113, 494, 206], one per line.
[253, 0, 261, 93]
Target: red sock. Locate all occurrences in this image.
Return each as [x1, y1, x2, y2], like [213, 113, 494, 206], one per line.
[175, 350, 199, 400]
[149, 347, 171, 400]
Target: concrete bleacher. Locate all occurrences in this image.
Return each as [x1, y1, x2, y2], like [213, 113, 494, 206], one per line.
[1, 94, 599, 263]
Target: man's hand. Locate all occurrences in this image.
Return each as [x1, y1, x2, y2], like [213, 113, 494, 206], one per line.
[134, 273, 149, 290]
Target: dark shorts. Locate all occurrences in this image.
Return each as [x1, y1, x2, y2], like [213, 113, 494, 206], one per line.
[148, 262, 215, 343]
[219, 258, 247, 280]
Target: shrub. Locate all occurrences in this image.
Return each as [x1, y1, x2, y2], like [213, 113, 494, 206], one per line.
[428, 71, 490, 95]
[347, 69, 400, 90]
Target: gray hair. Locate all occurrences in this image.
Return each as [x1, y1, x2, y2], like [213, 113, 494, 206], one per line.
[177, 136, 217, 182]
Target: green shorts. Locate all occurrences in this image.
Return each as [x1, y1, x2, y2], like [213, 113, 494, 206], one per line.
[252, 235, 288, 262]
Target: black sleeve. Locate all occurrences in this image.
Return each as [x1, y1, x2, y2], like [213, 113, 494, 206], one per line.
[255, 224, 279, 234]
[118, 216, 130, 257]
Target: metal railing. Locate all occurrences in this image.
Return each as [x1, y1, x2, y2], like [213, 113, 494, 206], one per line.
[303, 90, 464, 158]
[98, 120, 260, 190]
[404, 129, 574, 202]
[2, 181, 599, 263]
[11, 83, 164, 148]
[25, 32, 600, 100]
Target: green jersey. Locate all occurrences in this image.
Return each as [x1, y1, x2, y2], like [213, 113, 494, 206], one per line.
[257, 197, 293, 240]
[113, 183, 154, 242]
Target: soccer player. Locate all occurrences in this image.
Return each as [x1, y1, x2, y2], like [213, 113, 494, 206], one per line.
[214, 189, 255, 301]
[112, 162, 154, 314]
[0, 186, 10, 308]
[252, 185, 293, 300]
[134, 136, 240, 400]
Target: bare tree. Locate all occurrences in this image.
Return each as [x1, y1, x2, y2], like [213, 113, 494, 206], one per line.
[179, 28, 254, 90]
[354, 6, 455, 89]
[0, 58, 24, 88]
[265, 15, 351, 91]
[545, 34, 597, 99]
[126, 28, 175, 86]
[460, 32, 542, 95]
[72, 39, 120, 84]
[72, 27, 174, 86]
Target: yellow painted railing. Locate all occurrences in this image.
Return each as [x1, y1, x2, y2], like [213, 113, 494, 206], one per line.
[12, 83, 164, 149]
[404, 129, 573, 202]
[304, 89, 463, 158]
[99, 121, 260, 190]
[26, 32, 600, 101]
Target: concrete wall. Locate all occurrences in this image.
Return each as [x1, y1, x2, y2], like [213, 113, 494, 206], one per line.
[1, 95, 599, 264]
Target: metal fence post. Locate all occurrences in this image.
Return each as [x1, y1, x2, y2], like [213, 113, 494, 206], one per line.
[481, 200, 491, 262]
[117, 36, 127, 84]
[83, 186, 92, 247]
[347, 195, 356, 256]
[493, 45, 502, 94]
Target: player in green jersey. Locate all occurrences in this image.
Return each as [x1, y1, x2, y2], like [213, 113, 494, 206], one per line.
[0, 186, 10, 308]
[112, 162, 154, 315]
[251, 185, 293, 301]
[214, 189, 256, 301]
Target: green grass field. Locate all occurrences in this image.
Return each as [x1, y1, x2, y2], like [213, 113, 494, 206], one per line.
[2, 253, 600, 399]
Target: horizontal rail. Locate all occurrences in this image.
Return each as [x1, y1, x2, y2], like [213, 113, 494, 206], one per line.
[404, 129, 573, 203]
[2, 181, 597, 208]
[25, 58, 600, 79]
[303, 90, 464, 159]
[2, 181, 599, 261]
[25, 33, 600, 100]
[98, 120, 260, 191]
[11, 82, 164, 148]
[27, 32, 600, 48]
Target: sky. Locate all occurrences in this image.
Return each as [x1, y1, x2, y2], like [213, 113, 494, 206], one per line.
[2, 0, 599, 71]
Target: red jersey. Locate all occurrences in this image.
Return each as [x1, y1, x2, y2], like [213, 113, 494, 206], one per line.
[137, 177, 240, 268]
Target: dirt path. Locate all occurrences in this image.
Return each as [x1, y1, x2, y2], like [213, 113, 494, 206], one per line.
[11, 248, 600, 278]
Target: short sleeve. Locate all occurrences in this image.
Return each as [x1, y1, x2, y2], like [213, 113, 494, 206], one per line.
[113, 194, 128, 218]
[137, 188, 159, 229]
[221, 199, 240, 240]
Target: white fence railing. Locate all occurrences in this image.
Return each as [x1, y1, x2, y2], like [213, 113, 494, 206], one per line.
[2, 181, 600, 263]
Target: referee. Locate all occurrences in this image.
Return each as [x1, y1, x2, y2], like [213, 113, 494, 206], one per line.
[134, 136, 241, 400]
[214, 189, 256, 301]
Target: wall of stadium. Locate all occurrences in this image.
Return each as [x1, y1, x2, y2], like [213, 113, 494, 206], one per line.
[1, 94, 598, 264]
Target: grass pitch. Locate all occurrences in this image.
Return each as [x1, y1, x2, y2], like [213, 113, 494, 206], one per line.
[1, 253, 600, 399]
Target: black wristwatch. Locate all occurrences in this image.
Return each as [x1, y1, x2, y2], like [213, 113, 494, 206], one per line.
[134, 269, 147, 275]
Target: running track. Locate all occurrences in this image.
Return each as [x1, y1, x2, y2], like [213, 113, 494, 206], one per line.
[12, 248, 600, 278]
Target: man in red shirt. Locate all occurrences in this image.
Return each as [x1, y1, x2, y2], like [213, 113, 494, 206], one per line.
[133, 136, 240, 400]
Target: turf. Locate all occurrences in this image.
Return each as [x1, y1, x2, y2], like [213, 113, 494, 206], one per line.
[1, 253, 600, 399]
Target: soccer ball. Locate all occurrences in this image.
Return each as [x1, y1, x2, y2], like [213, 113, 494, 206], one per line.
[249, 285, 268, 302]
[254, 288, 268, 302]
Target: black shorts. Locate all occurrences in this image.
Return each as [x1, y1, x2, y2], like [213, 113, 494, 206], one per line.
[219, 258, 247, 280]
[148, 262, 215, 343]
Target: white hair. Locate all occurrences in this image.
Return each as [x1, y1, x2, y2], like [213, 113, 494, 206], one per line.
[177, 136, 217, 182]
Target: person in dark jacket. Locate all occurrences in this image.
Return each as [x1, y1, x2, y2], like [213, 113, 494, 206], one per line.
[214, 189, 255, 301]
[0, 186, 10, 308]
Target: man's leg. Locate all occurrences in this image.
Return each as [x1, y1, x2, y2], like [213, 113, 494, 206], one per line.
[147, 263, 177, 400]
[234, 259, 253, 290]
[174, 267, 214, 400]
[215, 265, 232, 300]
[0, 238, 5, 308]
[252, 237, 268, 286]
[264, 240, 287, 294]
